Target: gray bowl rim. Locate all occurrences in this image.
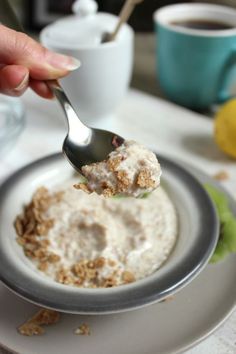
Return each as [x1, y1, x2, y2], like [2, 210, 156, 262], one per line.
[0, 153, 219, 314]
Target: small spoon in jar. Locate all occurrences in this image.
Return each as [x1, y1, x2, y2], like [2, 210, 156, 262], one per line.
[102, 0, 144, 43]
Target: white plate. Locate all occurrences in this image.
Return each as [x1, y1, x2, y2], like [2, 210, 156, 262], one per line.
[0, 163, 235, 354]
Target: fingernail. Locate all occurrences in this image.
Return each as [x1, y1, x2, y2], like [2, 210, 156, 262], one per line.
[48, 53, 81, 71]
[14, 72, 29, 91]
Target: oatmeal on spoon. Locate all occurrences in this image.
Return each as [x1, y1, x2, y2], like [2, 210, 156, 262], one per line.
[74, 140, 162, 198]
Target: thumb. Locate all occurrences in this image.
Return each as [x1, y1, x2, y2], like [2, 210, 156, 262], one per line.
[0, 25, 80, 80]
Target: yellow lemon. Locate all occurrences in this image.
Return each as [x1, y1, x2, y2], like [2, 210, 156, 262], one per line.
[214, 99, 236, 158]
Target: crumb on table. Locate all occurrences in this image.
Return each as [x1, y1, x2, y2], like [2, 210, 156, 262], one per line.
[18, 309, 60, 336]
[213, 170, 229, 181]
[74, 323, 91, 335]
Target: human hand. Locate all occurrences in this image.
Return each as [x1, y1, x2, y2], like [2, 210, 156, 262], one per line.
[0, 25, 80, 99]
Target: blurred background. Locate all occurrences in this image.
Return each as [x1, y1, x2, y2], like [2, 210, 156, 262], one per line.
[7, 0, 236, 102]
[9, 0, 236, 31]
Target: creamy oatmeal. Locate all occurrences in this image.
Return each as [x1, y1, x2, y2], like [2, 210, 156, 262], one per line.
[15, 181, 177, 288]
[75, 140, 162, 198]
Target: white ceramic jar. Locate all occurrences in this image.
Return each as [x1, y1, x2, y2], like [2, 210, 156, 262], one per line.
[40, 0, 134, 127]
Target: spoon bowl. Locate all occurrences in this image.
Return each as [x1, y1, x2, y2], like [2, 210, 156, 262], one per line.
[48, 80, 124, 172]
[63, 128, 124, 172]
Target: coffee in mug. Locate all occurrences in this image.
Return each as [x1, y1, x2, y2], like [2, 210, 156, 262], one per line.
[170, 19, 234, 31]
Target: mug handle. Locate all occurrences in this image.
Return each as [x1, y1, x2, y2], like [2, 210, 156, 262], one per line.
[218, 48, 236, 102]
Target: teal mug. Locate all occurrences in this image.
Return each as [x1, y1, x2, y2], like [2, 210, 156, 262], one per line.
[154, 4, 236, 110]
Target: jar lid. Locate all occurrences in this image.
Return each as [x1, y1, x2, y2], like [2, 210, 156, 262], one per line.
[40, 0, 133, 49]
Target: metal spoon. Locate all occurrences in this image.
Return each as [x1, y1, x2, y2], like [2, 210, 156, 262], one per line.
[48, 81, 124, 172]
[0, 1, 125, 173]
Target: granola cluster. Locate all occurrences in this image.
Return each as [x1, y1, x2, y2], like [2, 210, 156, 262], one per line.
[74, 323, 91, 335]
[18, 309, 60, 336]
[136, 169, 156, 188]
[14, 187, 62, 272]
[17, 308, 92, 337]
[74, 140, 161, 198]
[56, 257, 135, 288]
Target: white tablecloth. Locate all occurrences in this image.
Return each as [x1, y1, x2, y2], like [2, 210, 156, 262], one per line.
[0, 89, 235, 354]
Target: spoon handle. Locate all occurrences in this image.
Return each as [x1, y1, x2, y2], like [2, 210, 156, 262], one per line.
[47, 80, 68, 106]
[47, 80, 89, 132]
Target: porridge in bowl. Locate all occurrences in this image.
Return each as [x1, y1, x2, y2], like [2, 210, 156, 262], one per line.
[14, 180, 177, 288]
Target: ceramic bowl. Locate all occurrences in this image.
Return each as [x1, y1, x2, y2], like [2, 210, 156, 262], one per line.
[0, 153, 219, 314]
